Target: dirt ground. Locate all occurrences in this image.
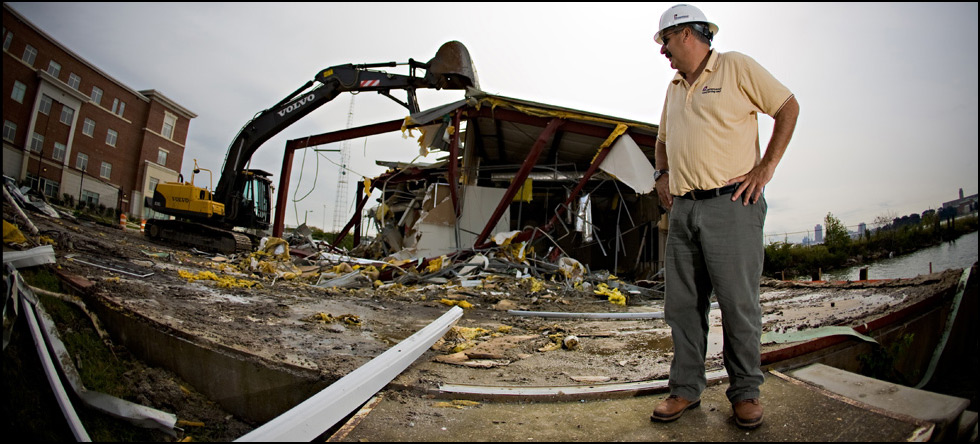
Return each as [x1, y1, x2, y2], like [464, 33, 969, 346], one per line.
[3, 204, 970, 441]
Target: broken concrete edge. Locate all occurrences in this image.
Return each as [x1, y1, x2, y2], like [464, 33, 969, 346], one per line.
[759, 268, 968, 366]
[770, 367, 936, 441]
[788, 363, 970, 427]
[52, 267, 341, 420]
[235, 306, 464, 442]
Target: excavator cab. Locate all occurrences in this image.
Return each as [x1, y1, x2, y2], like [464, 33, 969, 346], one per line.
[238, 169, 273, 231]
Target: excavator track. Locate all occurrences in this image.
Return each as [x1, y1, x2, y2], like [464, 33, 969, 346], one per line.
[144, 219, 253, 254]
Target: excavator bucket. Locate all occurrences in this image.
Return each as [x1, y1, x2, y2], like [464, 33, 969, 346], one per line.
[426, 41, 480, 91]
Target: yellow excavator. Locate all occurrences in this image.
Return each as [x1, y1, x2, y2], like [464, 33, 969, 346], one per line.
[145, 41, 478, 253]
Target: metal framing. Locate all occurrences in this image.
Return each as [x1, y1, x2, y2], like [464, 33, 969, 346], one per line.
[472, 118, 565, 248]
[274, 119, 404, 237]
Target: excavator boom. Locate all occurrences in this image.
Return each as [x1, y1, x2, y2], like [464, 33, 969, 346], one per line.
[146, 41, 478, 253]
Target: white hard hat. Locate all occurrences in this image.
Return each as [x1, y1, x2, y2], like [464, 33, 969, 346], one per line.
[654, 4, 719, 45]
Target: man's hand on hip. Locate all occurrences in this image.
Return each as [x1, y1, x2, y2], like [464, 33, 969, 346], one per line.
[729, 163, 775, 205]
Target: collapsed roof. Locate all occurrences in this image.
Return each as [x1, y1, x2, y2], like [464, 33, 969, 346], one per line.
[276, 90, 666, 280]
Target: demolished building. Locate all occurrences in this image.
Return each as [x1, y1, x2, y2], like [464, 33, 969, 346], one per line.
[274, 91, 665, 280]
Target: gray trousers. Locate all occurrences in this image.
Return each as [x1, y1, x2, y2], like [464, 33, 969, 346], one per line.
[664, 194, 766, 404]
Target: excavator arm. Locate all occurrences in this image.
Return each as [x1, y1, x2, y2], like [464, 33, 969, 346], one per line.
[146, 41, 477, 253]
[214, 40, 479, 228]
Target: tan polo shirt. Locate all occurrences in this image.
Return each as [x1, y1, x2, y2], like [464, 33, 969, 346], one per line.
[658, 50, 794, 196]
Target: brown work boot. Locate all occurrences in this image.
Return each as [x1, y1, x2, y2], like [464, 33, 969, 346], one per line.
[732, 398, 763, 429]
[650, 395, 701, 422]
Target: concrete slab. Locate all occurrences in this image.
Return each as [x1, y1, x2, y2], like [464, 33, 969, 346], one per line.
[789, 363, 970, 441]
[338, 369, 929, 442]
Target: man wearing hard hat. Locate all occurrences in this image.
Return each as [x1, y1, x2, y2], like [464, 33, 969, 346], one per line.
[650, 4, 800, 429]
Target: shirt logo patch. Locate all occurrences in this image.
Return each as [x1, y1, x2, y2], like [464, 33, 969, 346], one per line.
[701, 86, 722, 94]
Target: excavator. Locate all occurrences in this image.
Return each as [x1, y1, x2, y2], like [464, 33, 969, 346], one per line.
[145, 41, 479, 253]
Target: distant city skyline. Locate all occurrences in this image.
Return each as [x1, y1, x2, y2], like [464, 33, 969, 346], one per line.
[780, 187, 978, 245]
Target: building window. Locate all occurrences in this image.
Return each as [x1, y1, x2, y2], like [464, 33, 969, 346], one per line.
[30, 132, 44, 153]
[106, 129, 117, 147]
[162, 112, 177, 140]
[3, 31, 12, 52]
[39, 95, 53, 115]
[76, 153, 88, 171]
[149, 177, 159, 192]
[59, 105, 75, 125]
[3, 120, 16, 142]
[47, 60, 61, 78]
[82, 118, 95, 136]
[157, 149, 168, 166]
[90, 86, 103, 105]
[68, 73, 81, 90]
[111, 98, 126, 116]
[12, 81, 26, 103]
[53, 142, 66, 162]
[41, 178, 60, 199]
[22, 44, 37, 66]
[81, 189, 100, 206]
[100, 161, 112, 179]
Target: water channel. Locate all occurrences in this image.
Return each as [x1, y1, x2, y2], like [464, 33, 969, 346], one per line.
[823, 230, 978, 281]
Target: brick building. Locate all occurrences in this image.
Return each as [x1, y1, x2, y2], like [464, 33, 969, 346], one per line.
[3, 4, 195, 217]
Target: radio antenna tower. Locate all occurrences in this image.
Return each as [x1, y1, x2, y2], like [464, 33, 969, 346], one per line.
[332, 95, 355, 232]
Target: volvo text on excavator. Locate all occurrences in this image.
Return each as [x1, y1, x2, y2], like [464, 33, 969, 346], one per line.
[144, 41, 478, 253]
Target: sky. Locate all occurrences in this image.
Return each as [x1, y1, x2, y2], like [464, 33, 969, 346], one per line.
[8, 2, 978, 243]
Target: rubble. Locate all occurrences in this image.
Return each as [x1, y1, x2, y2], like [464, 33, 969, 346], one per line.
[4, 169, 972, 441]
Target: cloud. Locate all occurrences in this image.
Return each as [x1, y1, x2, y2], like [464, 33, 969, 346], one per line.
[8, 2, 977, 237]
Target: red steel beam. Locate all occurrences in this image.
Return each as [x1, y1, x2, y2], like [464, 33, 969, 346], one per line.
[273, 119, 405, 238]
[447, 108, 462, 218]
[273, 145, 296, 238]
[473, 118, 565, 249]
[540, 129, 619, 235]
[291, 119, 405, 150]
